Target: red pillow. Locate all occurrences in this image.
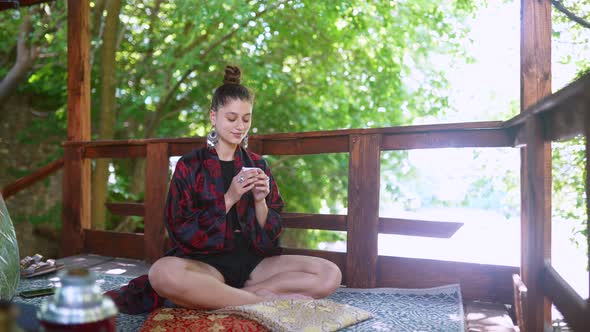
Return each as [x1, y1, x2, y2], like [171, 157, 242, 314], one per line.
[140, 307, 268, 332]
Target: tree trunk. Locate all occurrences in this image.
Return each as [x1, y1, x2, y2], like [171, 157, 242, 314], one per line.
[91, 0, 122, 230]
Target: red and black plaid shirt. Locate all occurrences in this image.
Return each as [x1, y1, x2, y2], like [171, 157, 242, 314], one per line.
[105, 146, 284, 314]
[165, 145, 284, 257]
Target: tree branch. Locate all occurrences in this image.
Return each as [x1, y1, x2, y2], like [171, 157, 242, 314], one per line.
[174, 16, 224, 59]
[552, 0, 590, 30]
[0, 14, 39, 107]
[144, 1, 288, 137]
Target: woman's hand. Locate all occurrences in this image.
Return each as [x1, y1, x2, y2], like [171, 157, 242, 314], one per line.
[224, 169, 259, 209]
[251, 170, 271, 203]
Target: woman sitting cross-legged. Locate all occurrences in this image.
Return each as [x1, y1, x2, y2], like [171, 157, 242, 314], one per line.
[105, 65, 342, 313]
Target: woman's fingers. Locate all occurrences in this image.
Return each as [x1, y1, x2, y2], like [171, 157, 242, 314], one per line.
[234, 169, 270, 196]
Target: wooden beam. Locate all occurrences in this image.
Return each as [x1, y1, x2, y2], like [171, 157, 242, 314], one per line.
[61, 0, 90, 258]
[64, 121, 505, 155]
[84, 145, 147, 159]
[61, 147, 90, 257]
[84, 229, 145, 260]
[282, 213, 346, 231]
[261, 136, 349, 155]
[168, 139, 206, 156]
[105, 202, 145, 216]
[144, 143, 169, 263]
[346, 134, 381, 287]
[66, 0, 91, 142]
[542, 264, 590, 330]
[520, 0, 552, 330]
[504, 72, 590, 144]
[381, 128, 512, 150]
[378, 256, 518, 304]
[101, 204, 463, 239]
[379, 218, 463, 238]
[0, 0, 54, 11]
[1, 158, 64, 199]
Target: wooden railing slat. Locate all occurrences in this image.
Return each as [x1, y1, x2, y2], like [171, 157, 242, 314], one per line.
[282, 213, 346, 231]
[381, 128, 512, 150]
[0, 0, 52, 11]
[103, 206, 464, 239]
[262, 136, 349, 155]
[504, 72, 590, 141]
[1, 158, 64, 200]
[379, 218, 463, 238]
[346, 134, 381, 287]
[542, 264, 590, 330]
[144, 143, 169, 263]
[63, 122, 506, 148]
[105, 202, 145, 216]
[61, 147, 90, 258]
[85, 145, 147, 159]
[84, 229, 145, 260]
[378, 256, 518, 304]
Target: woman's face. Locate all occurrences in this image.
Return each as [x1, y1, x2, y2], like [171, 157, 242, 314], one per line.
[210, 99, 252, 148]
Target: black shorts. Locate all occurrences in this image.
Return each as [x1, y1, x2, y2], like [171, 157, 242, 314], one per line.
[189, 232, 264, 289]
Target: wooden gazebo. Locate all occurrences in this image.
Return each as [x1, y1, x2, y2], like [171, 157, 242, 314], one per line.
[3, 1, 590, 330]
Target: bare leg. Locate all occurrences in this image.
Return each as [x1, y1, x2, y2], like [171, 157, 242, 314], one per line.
[148, 256, 266, 310]
[242, 255, 342, 299]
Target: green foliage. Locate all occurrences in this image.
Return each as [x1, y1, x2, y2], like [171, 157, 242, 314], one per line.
[553, 137, 587, 244]
[1, 0, 480, 247]
[551, 0, 590, 249]
[13, 202, 62, 231]
[0, 3, 68, 106]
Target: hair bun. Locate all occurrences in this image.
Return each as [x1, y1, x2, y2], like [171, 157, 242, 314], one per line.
[223, 65, 242, 85]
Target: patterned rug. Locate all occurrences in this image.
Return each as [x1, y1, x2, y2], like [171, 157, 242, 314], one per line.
[326, 284, 465, 331]
[13, 274, 465, 332]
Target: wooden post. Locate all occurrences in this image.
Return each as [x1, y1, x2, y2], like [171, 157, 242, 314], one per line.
[144, 143, 169, 263]
[520, 0, 552, 330]
[346, 134, 381, 287]
[61, 0, 91, 257]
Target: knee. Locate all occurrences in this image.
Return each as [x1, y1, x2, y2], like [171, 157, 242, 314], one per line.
[316, 260, 342, 297]
[148, 257, 181, 296]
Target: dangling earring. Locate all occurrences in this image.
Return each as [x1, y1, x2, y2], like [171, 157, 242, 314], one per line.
[241, 134, 249, 148]
[207, 127, 218, 148]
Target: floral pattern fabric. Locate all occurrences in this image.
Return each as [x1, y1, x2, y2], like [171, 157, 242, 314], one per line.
[140, 307, 268, 332]
[215, 299, 372, 332]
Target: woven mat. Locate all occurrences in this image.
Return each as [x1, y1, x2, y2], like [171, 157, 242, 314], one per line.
[13, 273, 465, 332]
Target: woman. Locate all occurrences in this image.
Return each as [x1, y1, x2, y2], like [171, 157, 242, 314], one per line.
[106, 66, 341, 313]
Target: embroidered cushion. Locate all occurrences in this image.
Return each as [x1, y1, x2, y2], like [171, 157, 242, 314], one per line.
[215, 299, 372, 332]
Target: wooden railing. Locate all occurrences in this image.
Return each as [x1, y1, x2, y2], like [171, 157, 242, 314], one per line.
[503, 72, 590, 331]
[1, 157, 64, 200]
[59, 120, 518, 304]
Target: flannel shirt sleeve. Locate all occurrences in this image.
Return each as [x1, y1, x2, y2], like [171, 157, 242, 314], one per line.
[164, 158, 226, 254]
[253, 159, 284, 249]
